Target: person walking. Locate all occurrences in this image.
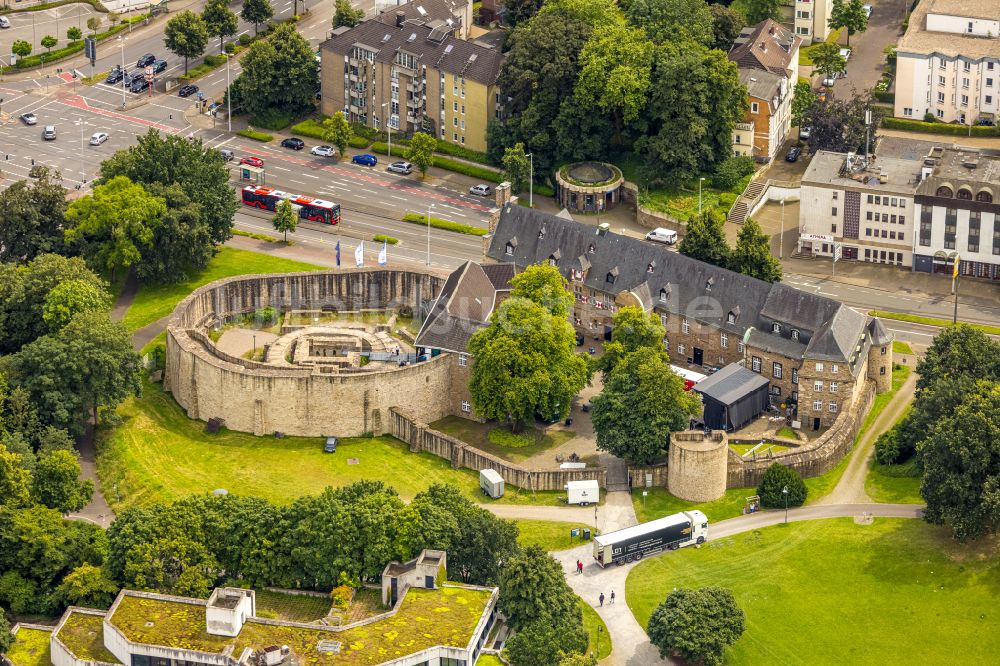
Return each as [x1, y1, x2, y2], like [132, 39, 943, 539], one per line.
[599, 592, 605, 607]
[610, 590, 616, 604]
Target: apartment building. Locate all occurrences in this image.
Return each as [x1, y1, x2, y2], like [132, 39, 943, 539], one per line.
[320, 0, 503, 152]
[729, 20, 801, 162]
[799, 149, 920, 267]
[792, 0, 834, 44]
[913, 145, 1000, 279]
[894, 0, 1000, 125]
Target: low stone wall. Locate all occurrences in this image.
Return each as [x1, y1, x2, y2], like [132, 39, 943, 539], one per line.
[726, 381, 877, 488]
[627, 464, 669, 489]
[390, 408, 607, 491]
[621, 181, 688, 233]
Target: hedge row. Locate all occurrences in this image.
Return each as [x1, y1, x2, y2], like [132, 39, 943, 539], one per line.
[237, 129, 273, 142]
[873, 90, 895, 104]
[881, 117, 999, 136]
[401, 213, 488, 236]
[373, 234, 400, 245]
[290, 119, 327, 140]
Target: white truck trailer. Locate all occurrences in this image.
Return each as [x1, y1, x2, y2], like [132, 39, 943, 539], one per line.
[592, 510, 708, 566]
[566, 479, 600, 506]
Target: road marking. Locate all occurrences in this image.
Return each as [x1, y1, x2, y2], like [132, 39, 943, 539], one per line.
[302, 173, 320, 178]
[391, 195, 408, 202]
[272, 166, 291, 172]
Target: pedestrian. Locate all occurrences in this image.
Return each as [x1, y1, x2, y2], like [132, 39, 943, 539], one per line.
[579, 561, 584, 574]
[599, 592, 605, 607]
[610, 590, 615, 604]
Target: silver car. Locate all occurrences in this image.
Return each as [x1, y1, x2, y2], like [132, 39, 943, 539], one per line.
[469, 183, 492, 196]
[310, 145, 335, 157]
[387, 161, 412, 174]
[20, 112, 37, 125]
[42, 125, 57, 140]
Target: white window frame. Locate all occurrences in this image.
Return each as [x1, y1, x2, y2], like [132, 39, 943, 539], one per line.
[773, 362, 782, 379]
[721, 333, 728, 349]
[458, 353, 468, 367]
[461, 400, 471, 413]
[828, 401, 839, 413]
[682, 318, 690, 334]
[815, 362, 824, 372]
[812, 400, 823, 412]
[829, 382, 839, 393]
[752, 356, 762, 372]
[814, 380, 824, 391]
[831, 364, 839, 374]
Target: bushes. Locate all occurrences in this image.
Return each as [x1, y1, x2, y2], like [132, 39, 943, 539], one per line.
[882, 117, 999, 136]
[487, 428, 534, 449]
[237, 129, 273, 141]
[718, 192, 737, 210]
[713, 156, 755, 191]
[431, 141, 492, 165]
[533, 183, 555, 198]
[874, 426, 902, 465]
[250, 109, 297, 131]
[373, 234, 399, 245]
[401, 212, 488, 236]
[433, 156, 502, 182]
[348, 136, 370, 149]
[757, 462, 807, 508]
[290, 119, 328, 140]
[239, 33, 253, 46]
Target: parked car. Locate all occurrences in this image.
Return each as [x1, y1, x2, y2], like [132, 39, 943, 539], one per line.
[130, 77, 149, 93]
[42, 125, 56, 140]
[839, 48, 852, 61]
[20, 112, 37, 125]
[0, 16, 11, 28]
[219, 149, 235, 162]
[387, 161, 413, 174]
[469, 183, 492, 196]
[799, 125, 812, 140]
[152, 59, 168, 74]
[136, 53, 156, 68]
[575, 332, 585, 346]
[177, 84, 198, 97]
[644, 227, 678, 245]
[785, 146, 802, 162]
[323, 437, 338, 453]
[240, 156, 264, 168]
[862, 4, 872, 18]
[89, 132, 109, 145]
[280, 137, 305, 150]
[351, 153, 378, 167]
[822, 75, 837, 87]
[105, 67, 125, 84]
[310, 145, 335, 157]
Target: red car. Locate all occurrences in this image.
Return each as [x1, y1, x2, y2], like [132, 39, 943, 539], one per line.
[240, 156, 264, 168]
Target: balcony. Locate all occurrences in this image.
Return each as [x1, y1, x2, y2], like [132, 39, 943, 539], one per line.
[735, 122, 754, 131]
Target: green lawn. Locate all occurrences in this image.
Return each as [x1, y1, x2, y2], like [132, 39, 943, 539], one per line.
[626, 518, 1000, 664]
[4, 628, 52, 666]
[122, 248, 325, 332]
[892, 340, 914, 355]
[869, 310, 1000, 336]
[430, 415, 575, 464]
[97, 380, 570, 509]
[632, 486, 753, 525]
[515, 519, 595, 552]
[475, 655, 504, 666]
[580, 598, 612, 660]
[729, 443, 792, 456]
[866, 458, 923, 504]
[254, 589, 331, 622]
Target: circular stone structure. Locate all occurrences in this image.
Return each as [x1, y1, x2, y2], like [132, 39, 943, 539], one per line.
[554, 161, 625, 213]
[164, 268, 450, 438]
[667, 431, 729, 502]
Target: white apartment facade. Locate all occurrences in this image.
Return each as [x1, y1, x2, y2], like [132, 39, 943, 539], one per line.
[894, 0, 1000, 125]
[793, 0, 833, 44]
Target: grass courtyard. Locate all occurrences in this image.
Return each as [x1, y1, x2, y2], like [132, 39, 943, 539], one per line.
[122, 247, 325, 332]
[254, 589, 332, 623]
[430, 415, 575, 464]
[626, 518, 1000, 664]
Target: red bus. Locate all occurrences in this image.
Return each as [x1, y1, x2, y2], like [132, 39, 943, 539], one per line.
[241, 186, 341, 225]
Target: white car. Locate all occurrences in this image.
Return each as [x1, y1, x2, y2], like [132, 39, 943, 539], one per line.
[840, 48, 852, 61]
[311, 145, 335, 157]
[89, 132, 109, 145]
[20, 112, 37, 125]
[469, 184, 492, 196]
[862, 4, 872, 18]
[799, 125, 812, 140]
[0, 16, 11, 28]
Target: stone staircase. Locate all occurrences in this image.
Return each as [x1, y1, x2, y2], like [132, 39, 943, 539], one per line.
[727, 179, 767, 226]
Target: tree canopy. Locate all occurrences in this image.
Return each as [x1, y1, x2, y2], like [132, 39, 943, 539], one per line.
[407, 132, 437, 178]
[232, 23, 317, 117]
[679, 210, 731, 267]
[502, 142, 531, 196]
[757, 462, 807, 508]
[647, 587, 746, 666]
[31, 450, 93, 515]
[596, 305, 666, 376]
[240, 0, 273, 34]
[333, 0, 365, 27]
[163, 10, 209, 74]
[322, 112, 352, 159]
[624, 0, 714, 46]
[499, 545, 579, 629]
[829, 0, 868, 45]
[509, 263, 574, 318]
[803, 93, 880, 155]
[272, 199, 297, 242]
[202, 0, 239, 52]
[41, 279, 113, 332]
[0, 167, 67, 264]
[730, 217, 782, 282]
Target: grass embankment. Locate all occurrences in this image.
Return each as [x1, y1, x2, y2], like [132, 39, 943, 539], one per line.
[866, 456, 923, 504]
[870, 310, 1000, 336]
[97, 379, 570, 509]
[516, 520, 595, 552]
[617, 155, 752, 221]
[892, 340, 914, 355]
[633, 486, 751, 524]
[430, 415, 574, 464]
[626, 518, 1000, 664]
[401, 212, 488, 236]
[237, 129, 273, 142]
[122, 247, 324, 332]
[798, 28, 843, 66]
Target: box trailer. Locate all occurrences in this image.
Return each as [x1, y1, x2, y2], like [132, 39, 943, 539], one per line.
[479, 469, 504, 499]
[567, 479, 600, 506]
[592, 510, 708, 567]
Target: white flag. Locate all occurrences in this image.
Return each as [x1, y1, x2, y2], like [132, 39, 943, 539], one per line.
[355, 241, 364, 267]
[378, 241, 388, 266]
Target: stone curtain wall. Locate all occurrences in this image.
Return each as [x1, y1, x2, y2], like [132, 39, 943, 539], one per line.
[165, 269, 453, 437]
[390, 409, 607, 492]
[726, 380, 877, 488]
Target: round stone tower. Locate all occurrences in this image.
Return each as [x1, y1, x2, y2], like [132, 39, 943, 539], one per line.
[667, 431, 729, 502]
[867, 318, 894, 393]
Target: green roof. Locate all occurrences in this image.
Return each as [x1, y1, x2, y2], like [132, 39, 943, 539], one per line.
[5, 628, 52, 666]
[109, 586, 492, 665]
[55, 612, 122, 664]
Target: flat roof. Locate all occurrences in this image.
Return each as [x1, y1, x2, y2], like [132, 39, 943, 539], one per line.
[801, 151, 921, 195]
[5, 628, 53, 666]
[898, 0, 1000, 59]
[55, 612, 121, 665]
[108, 586, 492, 664]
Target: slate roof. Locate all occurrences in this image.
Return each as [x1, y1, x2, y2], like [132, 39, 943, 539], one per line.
[321, 15, 503, 86]
[739, 68, 784, 108]
[729, 19, 801, 78]
[373, 0, 467, 28]
[693, 364, 771, 406]
[414, 261, 514, 353]
[486, 205, 871, 364]
[868, 318, 893, 346]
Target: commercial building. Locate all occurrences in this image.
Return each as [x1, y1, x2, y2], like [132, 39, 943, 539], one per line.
[894, 0, 1000, 125]
[728, 20, 801, 162]
[319, 0, 503, 153]
[913, 145, 1000, 279]
[5, 551, 498, 666]
[792, 0, 835, 44]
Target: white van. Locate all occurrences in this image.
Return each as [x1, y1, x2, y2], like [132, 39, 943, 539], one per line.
[644, 227, 678, 245]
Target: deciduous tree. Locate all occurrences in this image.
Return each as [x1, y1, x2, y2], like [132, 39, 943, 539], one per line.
[57, 564, 119, 609]
[231, 23, 317, 116]
[624, 0, 714, 46]
[913, 324, 1000, 393]
[0, 167, 68, 264]
[803, 92, 881, 154]
[791, 80, 817, 128]
[502, 142, 531, 196]
[41, 279, 113, 332]
[407, 132, 437, 178]
[86, 17, 100, 35]
[322, 112, 352, 159]
[272, 199, 297, 242]
[757, 462, 806, 508]
[333, 0, 365, 28]
[809, 41, 847, 81]
[0, 444, 31, 509]
[596, 306, 665, 376]
[709, 3, 746, 51]
[509, 263, 573, 318]
[592, 347, 701, 463]
[164, 10, 209, 74]
[202, 0, 239, 53]
[647, 587, 745, 666]
[499, 545, 578, 629]
[41, 35, 58, 53]
[67, 26, 83, 41]
[12, 40, 32, 58]
[504, 616, 588, 666]
[742, 0, 781, 23]
[828, 0, 868, 46]
[241, 0, 273, 35]
[730, 217, 782, 282]
[0, 607, 12, 654]
[678, 210, 731, 267]
[32, 450, 93, 514]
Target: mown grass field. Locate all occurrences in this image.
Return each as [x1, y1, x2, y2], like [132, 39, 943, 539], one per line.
[626, 519, 1000, 664]
[866, 458, 923, 504]
[431, 415, 575, 464]
[122, 248, 325, 332]
[515, 519, 595, 552]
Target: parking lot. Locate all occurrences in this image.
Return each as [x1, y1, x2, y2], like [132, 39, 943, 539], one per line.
[0, 3, 104, 57]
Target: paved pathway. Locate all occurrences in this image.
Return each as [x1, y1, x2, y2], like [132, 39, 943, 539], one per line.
[66, 423, 114, 529]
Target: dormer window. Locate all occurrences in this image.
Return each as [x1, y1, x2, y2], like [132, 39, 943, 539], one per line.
[538, 225, 547, 239]
[659, 288, 668, 302]
[791, 329, 800, 341]
[606, 271, 617, 285]
[647, 260, 656, 273]
[587, 243, 596, 254]
[727, 312, 736, 324]
[705, 277, 715, 292]
[505, 243, 514, 256]
[935, 185, 953, 197]
[772, 323, 781, 334]
[548, 255, 558, 266]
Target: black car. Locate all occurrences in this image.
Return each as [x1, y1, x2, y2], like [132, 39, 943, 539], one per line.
[105, 67, 124, 84]
[130, 77, 150, 93]
[785, 146, 802, 162]
[136, 53, 156, 68]
[323, 437, 338, 453]
[178, 84, 199, 97]
[281, 137, 305, 150]
[152, 59, 168, 74]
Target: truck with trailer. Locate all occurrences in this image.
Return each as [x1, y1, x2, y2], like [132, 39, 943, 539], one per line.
[592, 510, 708, 567]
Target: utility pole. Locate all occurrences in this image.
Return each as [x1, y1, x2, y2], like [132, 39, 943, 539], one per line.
[779, 199, 785, 260]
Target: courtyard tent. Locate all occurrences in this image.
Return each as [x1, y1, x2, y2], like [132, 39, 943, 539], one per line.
[693, 364, 771, 431]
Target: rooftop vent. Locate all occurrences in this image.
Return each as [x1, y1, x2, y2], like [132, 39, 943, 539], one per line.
[416, 4, 427, 15]
[469, 53, 478, 63]
[444, 44, 453, 54]
[962, 159, 979, 169]
[407, 32, 417, 42]
[382, 33, 391, 42]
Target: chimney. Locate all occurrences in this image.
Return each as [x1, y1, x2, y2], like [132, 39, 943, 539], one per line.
[759, 42, 767, 52]
[395, 11, 405, 27]
[495, 181, 512, 207]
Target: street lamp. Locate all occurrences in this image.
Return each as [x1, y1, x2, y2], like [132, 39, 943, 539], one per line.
[381, 102, 392, 158]
[525, 152, 533, 208]
[224, 51, 232, 132]
[782, 485, 789, 524]
[426, 204, 434, 266]
[779, 198, 785, 260]
[76, 116, 86, 187]
[698, 177, 706, 216]
[948, 251, 960, 323]
[118, 35, 127, 108]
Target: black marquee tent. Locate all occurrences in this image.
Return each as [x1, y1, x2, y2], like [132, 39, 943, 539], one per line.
[693, 364, 771, 432]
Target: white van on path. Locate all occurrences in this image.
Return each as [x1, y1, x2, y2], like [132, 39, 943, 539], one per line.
[644, 227, 678, 245]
